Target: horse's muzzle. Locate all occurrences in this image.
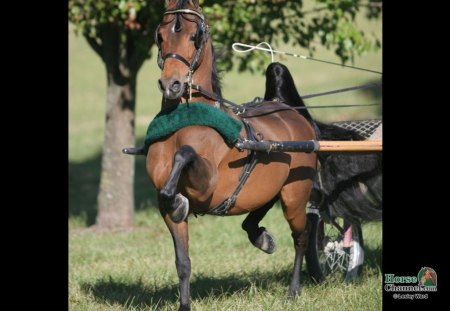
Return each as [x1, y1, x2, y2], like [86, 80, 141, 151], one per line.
[158, 78, 184, 100]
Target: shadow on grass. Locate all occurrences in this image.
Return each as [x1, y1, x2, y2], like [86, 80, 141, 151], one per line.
[81, 277, 178, 308]
[81, 267, 307, 308]
[69, 136, 158, 226]
[364, 243, 382, 271]
[82, 245, 381, 308]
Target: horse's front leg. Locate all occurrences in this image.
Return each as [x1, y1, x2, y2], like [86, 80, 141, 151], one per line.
[159, 145, 197, 223]
[160, 144, 217, 222]
[160, 206, 191, 311]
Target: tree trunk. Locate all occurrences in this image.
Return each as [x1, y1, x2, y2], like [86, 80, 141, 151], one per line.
[95, 73, 136, 229]
[96, 73, 136, 228]
[94, 25, 137, 229]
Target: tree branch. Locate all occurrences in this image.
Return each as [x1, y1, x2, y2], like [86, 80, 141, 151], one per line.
[300, 2, 382, 16]
[301, 7, 327, 15]
[128, 32, 154, 72]
[83, 32, 104, 62]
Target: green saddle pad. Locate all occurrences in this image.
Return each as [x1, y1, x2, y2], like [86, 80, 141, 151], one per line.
[144, 102, 242, 154]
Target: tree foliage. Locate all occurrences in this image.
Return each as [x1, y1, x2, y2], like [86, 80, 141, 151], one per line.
[69, 0, 381, 73]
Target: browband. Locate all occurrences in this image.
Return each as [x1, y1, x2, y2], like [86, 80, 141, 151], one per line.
[164, 9, 204, 21]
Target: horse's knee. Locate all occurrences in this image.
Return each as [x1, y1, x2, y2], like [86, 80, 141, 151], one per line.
[176, 145, 197, 163]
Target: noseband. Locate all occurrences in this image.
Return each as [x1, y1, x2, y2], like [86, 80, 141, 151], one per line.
[155, 9, 209, 74]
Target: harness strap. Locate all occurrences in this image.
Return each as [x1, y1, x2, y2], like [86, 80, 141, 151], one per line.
[190, 83, 243, 111]
[163, 53, 191, 67]
[206, 119, 259, 216]
[190, 82, 381, 113]
[164, 9, 205, 21]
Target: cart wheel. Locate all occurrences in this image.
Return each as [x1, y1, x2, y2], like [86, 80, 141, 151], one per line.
[306, 210, 364, 283]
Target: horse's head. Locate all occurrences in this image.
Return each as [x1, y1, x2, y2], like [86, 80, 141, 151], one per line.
[155, 0, 210, 100]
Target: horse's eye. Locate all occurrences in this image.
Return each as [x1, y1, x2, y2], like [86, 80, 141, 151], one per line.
[190, 33, 196, 42]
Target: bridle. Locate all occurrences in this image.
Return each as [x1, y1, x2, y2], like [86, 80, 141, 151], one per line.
[155, 9, 209, 98]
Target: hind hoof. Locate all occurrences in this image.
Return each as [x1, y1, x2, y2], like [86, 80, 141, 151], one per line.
[169, 194, 189, 223]
[253, 227, 276, 254]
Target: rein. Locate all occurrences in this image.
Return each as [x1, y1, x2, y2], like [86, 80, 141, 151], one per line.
[190, 82, 381, 114]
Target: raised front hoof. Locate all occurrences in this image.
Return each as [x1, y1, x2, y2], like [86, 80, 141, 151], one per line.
[252, 227, 276, 254]
[169, 194, 190, 224]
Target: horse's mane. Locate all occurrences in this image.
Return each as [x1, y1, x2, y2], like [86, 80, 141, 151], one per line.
[264, 63, 313, 123]
[211, 45, 222, 97]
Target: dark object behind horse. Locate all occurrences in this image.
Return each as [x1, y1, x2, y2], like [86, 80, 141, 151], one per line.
[264, 62, 382, 223]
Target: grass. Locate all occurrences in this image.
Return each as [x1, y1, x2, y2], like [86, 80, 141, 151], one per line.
[69, 3, 382, 310]
[70, 206, 382, 310]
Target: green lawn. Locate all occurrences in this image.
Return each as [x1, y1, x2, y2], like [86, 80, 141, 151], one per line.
[69, 207, 382, 310]
[69, 3, 382, 310]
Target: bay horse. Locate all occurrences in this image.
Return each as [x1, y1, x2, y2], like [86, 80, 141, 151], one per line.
[146, 0, 316, 310]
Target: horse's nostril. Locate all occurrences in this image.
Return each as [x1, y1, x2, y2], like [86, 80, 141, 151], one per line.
[170, 80, 181, 92]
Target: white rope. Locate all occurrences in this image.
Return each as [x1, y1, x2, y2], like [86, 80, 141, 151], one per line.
[232, 42, 277, 63]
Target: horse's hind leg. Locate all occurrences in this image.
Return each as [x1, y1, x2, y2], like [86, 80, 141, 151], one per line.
[280, 177, 314, 298]
[242, 195, 279, 254]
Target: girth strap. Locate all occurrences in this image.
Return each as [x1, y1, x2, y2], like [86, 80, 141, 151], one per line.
[206, 119, 259, 216]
